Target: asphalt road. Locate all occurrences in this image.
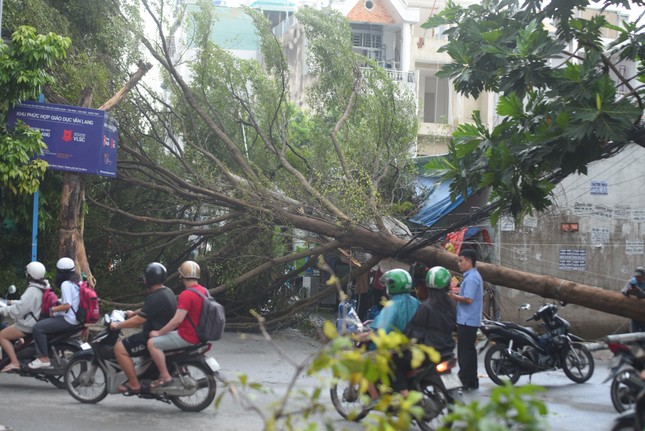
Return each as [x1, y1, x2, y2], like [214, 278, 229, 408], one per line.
[0, 330, 624, 431]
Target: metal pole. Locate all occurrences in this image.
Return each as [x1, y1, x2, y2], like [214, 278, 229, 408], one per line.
[0, 0, 4, 35]
[31, 92, 44, 262]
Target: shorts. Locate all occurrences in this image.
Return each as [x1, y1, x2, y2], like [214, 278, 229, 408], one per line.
[121, 332, 150, 357]
[150, 331, 192, 351]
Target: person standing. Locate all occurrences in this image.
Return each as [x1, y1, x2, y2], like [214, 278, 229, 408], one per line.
[621, 267, 645, 332]
[449, 249, 483, 391]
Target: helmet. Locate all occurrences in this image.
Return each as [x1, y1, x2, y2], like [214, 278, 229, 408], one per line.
[56, 257, 75, 272]
[178, 261, 200, 279]
[380, 269, 412, 295]
[144, 262, 167, 288]
[26, 261, 46, 281]
[426, 266, 451, 290]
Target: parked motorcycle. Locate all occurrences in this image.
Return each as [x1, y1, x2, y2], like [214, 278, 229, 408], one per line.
[604, 332, 645, 413]
[610, 369, 645, 431]
[330, 355, 462, 431]
[63, 310, 219, 412]
[0, 294, 83, 388]
[478, 303, 594, 385]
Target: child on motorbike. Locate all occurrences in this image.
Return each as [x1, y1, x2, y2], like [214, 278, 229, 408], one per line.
[0, 261, 49, 373]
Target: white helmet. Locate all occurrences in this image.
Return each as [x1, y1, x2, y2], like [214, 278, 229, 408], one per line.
[56, 257, 75, 272]
[26, 261, 46, 281]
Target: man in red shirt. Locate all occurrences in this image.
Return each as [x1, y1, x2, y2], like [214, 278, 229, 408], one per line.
[147, 260, 208, 388]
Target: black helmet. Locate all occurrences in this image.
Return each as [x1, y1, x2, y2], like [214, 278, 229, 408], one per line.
[143, 262, 167, 288]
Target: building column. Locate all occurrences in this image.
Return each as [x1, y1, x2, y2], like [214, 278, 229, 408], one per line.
[401, 22, 411, 73]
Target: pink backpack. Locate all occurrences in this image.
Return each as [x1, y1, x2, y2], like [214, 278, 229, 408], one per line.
[40, 288, 59, 319]
[74, 281, 100, 324]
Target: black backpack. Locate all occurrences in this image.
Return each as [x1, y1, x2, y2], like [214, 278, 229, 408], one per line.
[186, 288, 226, 342]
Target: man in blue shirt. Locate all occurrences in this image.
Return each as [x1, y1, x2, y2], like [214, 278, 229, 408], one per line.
[449, 249, 483, 391]
[622, 267, 645, 332]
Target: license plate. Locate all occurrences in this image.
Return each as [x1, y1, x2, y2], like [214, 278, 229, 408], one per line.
[205, 356, 220, 373]
[80, 342, 92, 351]
[441, 373, 462, 390]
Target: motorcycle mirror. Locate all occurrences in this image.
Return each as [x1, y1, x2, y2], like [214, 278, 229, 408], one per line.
[7, 285, 16, 295]
[520, 303, 531, 310]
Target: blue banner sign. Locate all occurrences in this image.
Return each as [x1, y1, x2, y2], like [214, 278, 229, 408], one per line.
[7, 101, 118, 177]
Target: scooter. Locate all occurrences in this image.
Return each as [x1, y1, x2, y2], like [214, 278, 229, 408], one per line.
[604, 332, 645, 413]
[478, 303, 594, 385]
[0, 294, 84, 388]
[63, 310, 220, 412]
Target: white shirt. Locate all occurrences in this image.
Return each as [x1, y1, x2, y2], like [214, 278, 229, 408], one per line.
[60, 280, 80, 325]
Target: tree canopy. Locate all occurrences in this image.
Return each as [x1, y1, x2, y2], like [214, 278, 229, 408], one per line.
[423, 0, 645, 224]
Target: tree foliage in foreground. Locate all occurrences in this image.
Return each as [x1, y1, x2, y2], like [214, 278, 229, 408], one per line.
[423, 0, 645, 224]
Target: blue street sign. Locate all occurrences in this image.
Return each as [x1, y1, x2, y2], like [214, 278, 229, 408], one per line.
[7, 101, 118, 177]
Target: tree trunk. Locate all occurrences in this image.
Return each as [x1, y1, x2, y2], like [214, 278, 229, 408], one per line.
[56, 62, 151, 286]
[274, 212, 645, 322]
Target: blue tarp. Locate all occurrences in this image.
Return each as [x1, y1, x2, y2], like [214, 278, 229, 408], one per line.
[409, 176, 465, 228]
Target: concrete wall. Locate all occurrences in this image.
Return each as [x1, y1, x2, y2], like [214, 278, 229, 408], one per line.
[494, 144, 645, 337]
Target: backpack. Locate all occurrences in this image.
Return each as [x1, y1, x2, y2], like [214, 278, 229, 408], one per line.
[186, 288, 226, 342]
[74, 281, 100, 324]
[40, 288, 59, 319]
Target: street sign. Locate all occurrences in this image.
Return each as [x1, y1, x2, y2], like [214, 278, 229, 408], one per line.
[7, 101, 118, 177]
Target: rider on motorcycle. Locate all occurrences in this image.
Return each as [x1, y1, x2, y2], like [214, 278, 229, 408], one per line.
[147, 261, 209, 389]
[392, 266, 457, 394]
[0, 262, 49, 373]
[108, 262, 177, 394]
[28, 257, 82, 370]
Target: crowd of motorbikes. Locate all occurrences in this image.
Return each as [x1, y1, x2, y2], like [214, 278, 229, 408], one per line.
[6, 279, 645, 427]
[0, 286, 219, 413]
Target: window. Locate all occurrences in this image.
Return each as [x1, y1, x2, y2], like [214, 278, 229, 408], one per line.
[423, 75, 450, 123]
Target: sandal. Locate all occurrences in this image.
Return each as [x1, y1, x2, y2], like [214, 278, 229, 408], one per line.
[1, 363, 20, 373]
[117, 382, 142, 394]
[150, 377, 174, 389]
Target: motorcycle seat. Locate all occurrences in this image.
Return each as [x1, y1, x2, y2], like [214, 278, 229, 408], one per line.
[501, 321, 538, 337]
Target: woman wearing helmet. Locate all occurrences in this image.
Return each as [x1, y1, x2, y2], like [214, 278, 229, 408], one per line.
[28, 257, 82, 370]
[0, 261, 49, 372]
[369, 268, 420, 335]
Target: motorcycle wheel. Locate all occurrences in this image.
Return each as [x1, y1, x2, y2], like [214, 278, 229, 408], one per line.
[611, 414, 636, 431]
[330, 380, 370, 421]
[562, 343, 594, 383]
[170, 361, 217, 412]
[415, 381, 452, 431]
[611, 368, 638, 413]
[484, 344, 521, 386]
[47, 342, 81, 389]
[64, 356, 108, 403]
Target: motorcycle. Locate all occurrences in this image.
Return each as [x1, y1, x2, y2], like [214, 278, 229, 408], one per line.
[478, 303, 594, 385]
[0, 294, 84, 388]
[63, 310, 219, 412]
[604, 332, 645, 413]
[330, 299, 462, 430]
[610, 369, 645, 431]
[330, 355, 462, 431]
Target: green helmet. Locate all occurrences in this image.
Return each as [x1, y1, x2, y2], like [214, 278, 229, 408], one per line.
[380, 269, 412, 295]
[426, 266, 451, 290]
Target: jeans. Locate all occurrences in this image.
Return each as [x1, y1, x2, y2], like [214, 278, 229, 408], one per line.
[32, 316, 77, 357]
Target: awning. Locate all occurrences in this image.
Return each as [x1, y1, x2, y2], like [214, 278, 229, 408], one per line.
[409, 175, 466, 228]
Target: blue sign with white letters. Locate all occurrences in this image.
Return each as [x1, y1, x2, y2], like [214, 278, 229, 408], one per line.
[7, 101, 118, 177]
